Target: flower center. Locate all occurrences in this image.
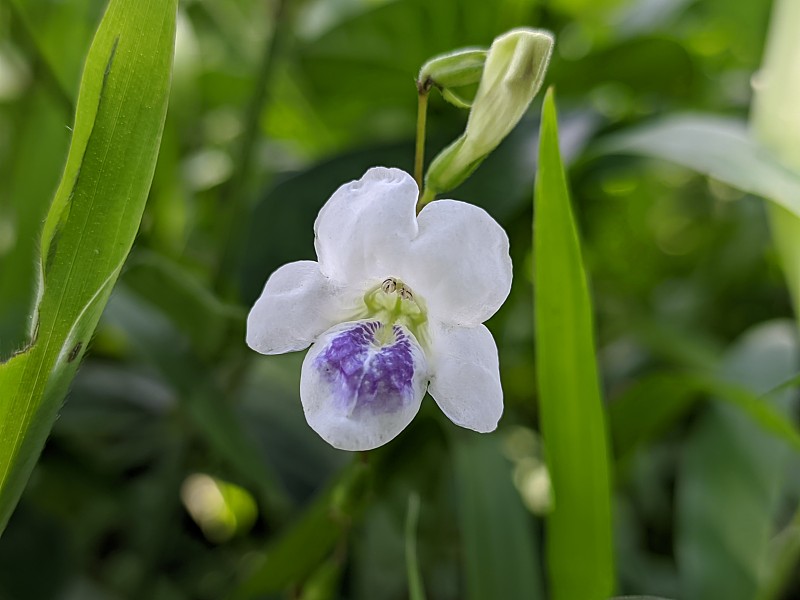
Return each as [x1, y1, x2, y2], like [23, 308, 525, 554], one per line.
[363, 277, 428, 343]
[313, 320, 421, 417]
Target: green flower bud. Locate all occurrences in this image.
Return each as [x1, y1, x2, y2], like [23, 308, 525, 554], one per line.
[425, 28, 554, 195]
[418, 48, 488, 92]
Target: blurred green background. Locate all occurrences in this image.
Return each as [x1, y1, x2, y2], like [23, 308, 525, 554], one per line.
[1, 0, 799, 598]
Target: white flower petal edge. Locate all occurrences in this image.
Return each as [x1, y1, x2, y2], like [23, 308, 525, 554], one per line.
[402, 199, 512, 327]
[246, 260, 351, 355]
[314, 167, 419, 285]
[300, 320, 429, 451]
[427, 323, 503, 433]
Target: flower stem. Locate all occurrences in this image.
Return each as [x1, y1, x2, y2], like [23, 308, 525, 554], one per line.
[414, 79, 431, 190]
[416, 187, 436, 213]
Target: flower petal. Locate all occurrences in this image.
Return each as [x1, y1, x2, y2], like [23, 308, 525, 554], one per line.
[403, 200, 512, 327]
[314, 167, 419, 284]
[300, 320, 429, 451]
[428, 323, 503, 432]
[247, 261, 353, 354]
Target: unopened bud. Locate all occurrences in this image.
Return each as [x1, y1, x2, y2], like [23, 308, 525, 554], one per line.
[425, 28, 554, 194]
[418, 48, 487, 91]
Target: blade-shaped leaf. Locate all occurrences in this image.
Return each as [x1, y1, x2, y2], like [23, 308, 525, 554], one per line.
[534, 88, 615, 599]
[0, 0, 177, 533]
[452, 435, 544, 600]
[597, 114, 800, 218]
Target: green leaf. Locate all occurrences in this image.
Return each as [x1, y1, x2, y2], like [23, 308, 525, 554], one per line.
[550, 37, 697, 100]
[123, 249, 246, 359]
[610, 371, 800, 463]
[232, 461, 373, 598]
[452, 435, 544, 600]
[0, 89, 69, 357]
[0, 0, 177, 533]
[103, 289, 290, 521]
[676, 321, 799, 600]
[534, 88, 615, 599]
[404, 492, 426, 600]
[598, 114, 800, 218]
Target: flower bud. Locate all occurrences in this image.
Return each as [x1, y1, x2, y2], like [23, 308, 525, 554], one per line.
[418, 48, 487, 94]
[425, 28, 554, 195]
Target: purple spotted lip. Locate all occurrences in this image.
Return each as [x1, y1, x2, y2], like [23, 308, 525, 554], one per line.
[314, 321, 419, 416]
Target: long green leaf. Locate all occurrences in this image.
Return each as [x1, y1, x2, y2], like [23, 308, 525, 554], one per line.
[598, 114, 800, 219]
[0, 0, 177, 533]
[452, 435, 544, 600]
[534, 88, 615, 599]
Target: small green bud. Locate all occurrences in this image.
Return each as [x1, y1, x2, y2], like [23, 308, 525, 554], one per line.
[418, 48, 488, 91]
[425, 28, 555, 195]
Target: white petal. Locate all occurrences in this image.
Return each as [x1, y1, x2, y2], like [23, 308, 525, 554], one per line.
[428, 323, 503, 432]
[246, 261, 353, 354]
[314, 167, 419, 284]
[402, 200, 512, 327]
[300, 320, 429, 451]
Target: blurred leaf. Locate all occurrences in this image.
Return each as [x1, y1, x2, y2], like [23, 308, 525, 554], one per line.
[608, 597, 675, 600]
[0, 505, 72, 599]
[759, 505, 800, 600]
[104, 290, 290, 520]
[7, 0, 101, 100]
[296, 0, 539, 137]
[751, 0, 800, 363]
[404, 492, 426, 600]
[123, 249, 245, 359]
[551, 37, 696, 100]
[233, 460, 373, 598]
[0, 0, 177, 533]
[534, 88, 615, 599]
[598, 114, 800, 218]
[299, 558, 344, 600]
[452, 435, 544, 600]
[0, 89, 69, 356]
[610, 371, 800, 462]
[676, 321, 799, 600]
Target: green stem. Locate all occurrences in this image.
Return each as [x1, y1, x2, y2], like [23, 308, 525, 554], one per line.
[416, 187, 436, 213]
[414, 80, 431, 190]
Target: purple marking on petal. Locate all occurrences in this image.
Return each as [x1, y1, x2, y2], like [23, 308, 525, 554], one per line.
[314, 321, 417, 415]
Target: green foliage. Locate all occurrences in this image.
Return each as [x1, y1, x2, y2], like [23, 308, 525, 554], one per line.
[677, 322, 798, 600]
[2, 0, 800, 598]
[600, 115, 800, 219]
[0, 0, 177, 532]
[534, 89, 615, 599]
[452, 435, 544, 599]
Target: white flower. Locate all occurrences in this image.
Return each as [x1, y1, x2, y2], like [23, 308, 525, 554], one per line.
[246, 167, 512, 451]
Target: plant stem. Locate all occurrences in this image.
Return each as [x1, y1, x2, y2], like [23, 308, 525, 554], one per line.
[416, 187, 436, 213]
[414, 79, 431, 190]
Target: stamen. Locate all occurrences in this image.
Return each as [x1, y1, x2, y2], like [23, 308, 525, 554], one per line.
[382, 278, 397, 293]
